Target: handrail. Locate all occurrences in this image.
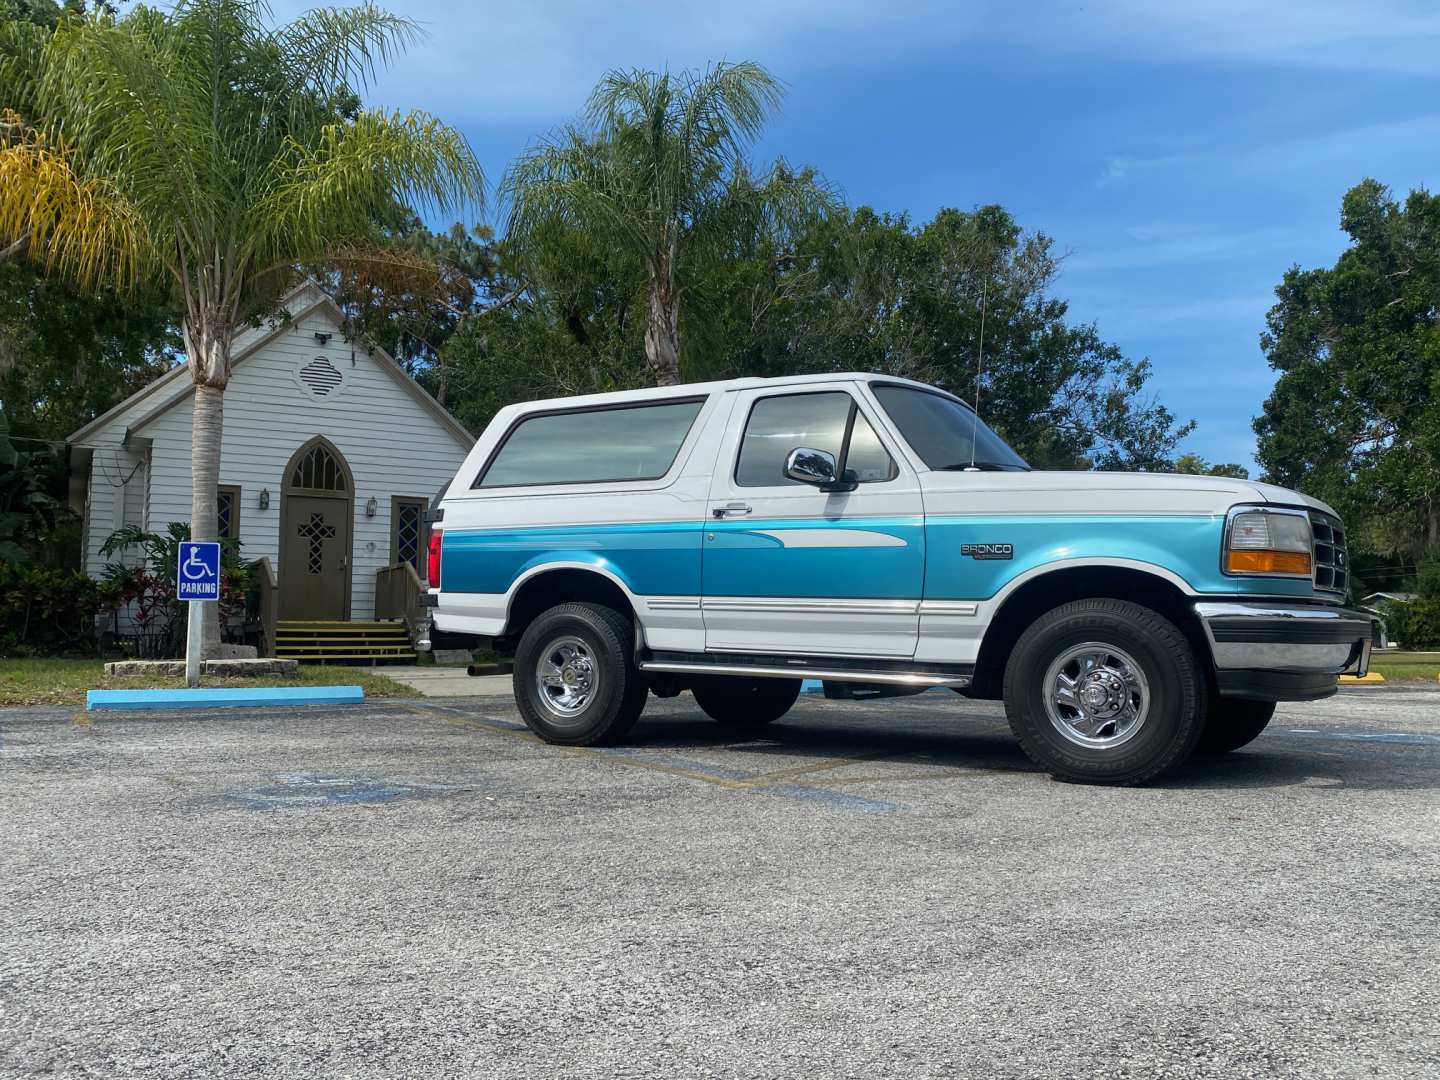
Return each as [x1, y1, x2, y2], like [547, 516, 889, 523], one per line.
[249, 556, 278, 657]
[375, 561, 424, 645]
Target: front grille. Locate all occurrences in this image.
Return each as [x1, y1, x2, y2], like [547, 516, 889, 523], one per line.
[1309, 511, 1348, 595]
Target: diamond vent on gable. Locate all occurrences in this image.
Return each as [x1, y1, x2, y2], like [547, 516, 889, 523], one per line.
[299, 355, 343, 397]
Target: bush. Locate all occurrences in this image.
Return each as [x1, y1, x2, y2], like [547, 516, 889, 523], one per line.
[99, 522, 251, 658]
[1382, 597, 1440, 651]
[0, 563, 101, 657]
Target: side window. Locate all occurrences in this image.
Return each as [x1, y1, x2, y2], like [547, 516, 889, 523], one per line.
[391, 497, 427, 572]
[735, 391, 896, 488]
[475, 398, 705, 489]
[217, 485, 241, 540]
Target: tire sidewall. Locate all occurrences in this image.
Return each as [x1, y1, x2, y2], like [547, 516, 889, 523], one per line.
[514, 605, 636, 744]
[1006, 603, 1203, 783]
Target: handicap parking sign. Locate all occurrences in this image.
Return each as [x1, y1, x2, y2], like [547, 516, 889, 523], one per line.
[177, 541, 221, 601]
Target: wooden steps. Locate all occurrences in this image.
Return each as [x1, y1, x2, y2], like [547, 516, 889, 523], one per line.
[276, 620, 415, 665]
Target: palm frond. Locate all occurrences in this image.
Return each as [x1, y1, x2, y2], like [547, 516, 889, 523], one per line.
[270, 3, 422, 97]
[250, 108, 483, 268]
[0, 123, 152, 288]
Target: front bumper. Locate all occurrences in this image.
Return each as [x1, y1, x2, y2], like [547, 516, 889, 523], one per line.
[1194, 601, 1376, 702]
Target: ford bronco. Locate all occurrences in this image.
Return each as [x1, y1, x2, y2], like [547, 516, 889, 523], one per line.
[421, 373, 1372, 785]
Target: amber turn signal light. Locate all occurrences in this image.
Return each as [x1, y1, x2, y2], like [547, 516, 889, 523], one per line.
[1225, 549, 1312, 575]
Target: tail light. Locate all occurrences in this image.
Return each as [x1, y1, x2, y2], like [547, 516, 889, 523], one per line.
[427, 531, 442, 589]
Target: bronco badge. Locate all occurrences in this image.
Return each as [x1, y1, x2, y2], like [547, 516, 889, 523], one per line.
[961, 543, 1013, 560]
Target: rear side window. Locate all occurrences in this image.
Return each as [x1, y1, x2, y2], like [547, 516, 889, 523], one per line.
[474, 398, 705, 488]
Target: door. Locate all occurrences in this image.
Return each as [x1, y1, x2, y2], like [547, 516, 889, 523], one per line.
[280, 494, 350, 619]
[701, 386, 925, 657]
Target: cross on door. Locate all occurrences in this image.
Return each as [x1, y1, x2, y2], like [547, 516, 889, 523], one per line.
[297, 512, 337, 574]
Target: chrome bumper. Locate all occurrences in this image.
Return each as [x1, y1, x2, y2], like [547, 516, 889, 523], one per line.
[1194, 601, 1375, 700]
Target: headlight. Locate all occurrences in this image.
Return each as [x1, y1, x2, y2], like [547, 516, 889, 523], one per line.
[1224, 508, 1312, 577]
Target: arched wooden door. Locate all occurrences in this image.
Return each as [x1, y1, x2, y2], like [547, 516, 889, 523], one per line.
[279, 437, 354, 620]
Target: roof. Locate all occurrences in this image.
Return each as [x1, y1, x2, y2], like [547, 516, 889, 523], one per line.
[487, 371, 966, 418]
[67, 280, 473, 449]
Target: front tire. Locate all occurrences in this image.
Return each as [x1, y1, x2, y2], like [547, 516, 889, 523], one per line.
[691, 676, 802, 729]
[1003, 598, 1207, 785]
[1196, 696, 1275, 754]
[513, 602, 647, 746]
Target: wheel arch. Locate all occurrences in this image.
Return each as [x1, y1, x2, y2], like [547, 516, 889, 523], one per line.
[969, 561, 1207, 699]
[502, 562, 640, 645]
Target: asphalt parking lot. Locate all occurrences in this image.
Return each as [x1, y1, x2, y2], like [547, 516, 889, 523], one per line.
[2, 687, 1438, 1079]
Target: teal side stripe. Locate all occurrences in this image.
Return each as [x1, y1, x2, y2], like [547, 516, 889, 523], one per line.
[440, 514, 1319, 602]
[922, 515, 1231, 599]
[704, 515, 924, 598]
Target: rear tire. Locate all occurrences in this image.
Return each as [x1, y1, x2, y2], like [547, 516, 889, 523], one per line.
[1003, 598, 1206, 785]
[1196, 696, 1275, 754]
[692, 676, 802, 729]
[513, 602, 647, 746]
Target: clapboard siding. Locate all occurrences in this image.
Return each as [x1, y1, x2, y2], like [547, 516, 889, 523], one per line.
[72, 282, 472, 622]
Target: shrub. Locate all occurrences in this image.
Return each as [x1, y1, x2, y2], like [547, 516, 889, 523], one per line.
[0, 563, 101, 657]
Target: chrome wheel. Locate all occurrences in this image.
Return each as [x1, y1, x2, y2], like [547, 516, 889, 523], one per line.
[535, 635, 599, 721]
[1043, 642, 1150, 750]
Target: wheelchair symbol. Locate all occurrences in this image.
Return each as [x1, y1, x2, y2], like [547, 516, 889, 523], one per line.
[182, 548, 215, 579]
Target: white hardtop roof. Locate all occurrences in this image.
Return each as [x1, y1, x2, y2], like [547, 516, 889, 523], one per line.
[497, 372, 966, 417]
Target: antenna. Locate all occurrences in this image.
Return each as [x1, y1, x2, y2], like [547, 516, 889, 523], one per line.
[968, 273, 989, 471]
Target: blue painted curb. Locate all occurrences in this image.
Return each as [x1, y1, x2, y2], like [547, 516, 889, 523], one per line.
[85, 685, 364, 711]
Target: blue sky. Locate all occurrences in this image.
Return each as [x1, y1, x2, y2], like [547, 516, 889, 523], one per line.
[280, 0, 1440, 471]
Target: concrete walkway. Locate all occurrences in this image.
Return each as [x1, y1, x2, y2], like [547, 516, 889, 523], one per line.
[385, 666, 512, 698]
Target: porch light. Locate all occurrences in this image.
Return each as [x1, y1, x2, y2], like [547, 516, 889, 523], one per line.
[258, 488, 270, 511]
[365, 496, 378, 517]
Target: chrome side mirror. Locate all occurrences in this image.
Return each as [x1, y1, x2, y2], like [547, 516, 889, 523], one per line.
[784, 446, 838, 486]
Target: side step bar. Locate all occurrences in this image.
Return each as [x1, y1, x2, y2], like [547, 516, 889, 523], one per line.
[638, 651, 973, 689]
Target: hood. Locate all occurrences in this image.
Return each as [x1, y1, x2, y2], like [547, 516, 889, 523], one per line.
[918, 469, 1340, 520]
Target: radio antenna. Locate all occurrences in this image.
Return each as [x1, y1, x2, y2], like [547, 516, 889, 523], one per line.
[968, 273, 989, 470]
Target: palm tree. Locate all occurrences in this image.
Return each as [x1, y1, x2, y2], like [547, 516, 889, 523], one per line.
[503, 61, 827, 386]
[0, 0, 482, 655]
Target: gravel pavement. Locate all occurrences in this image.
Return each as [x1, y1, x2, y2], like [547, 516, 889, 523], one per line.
[2, 686, 1437, 1079]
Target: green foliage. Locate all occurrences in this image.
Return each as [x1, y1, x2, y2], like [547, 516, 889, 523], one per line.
[98, 521, 250, 657]
[0, 261, 179, 439]
[0, 560, 99, 656]
[503, 63, 833, 383]
[1173, 453, 1250, 479]
[1256, 179, 1440, 557]
[450, 195, 1195, 470]
[1372, 558, 1440, 649]
[0, 404, 75, 564]
[3, 0, 484, 361]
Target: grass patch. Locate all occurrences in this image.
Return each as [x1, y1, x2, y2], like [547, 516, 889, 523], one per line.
[1369, 661, 1440, 683]
[0, 657, 421, 707]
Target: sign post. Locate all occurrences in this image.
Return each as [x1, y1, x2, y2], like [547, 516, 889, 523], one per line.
[177, 541, 221, 688]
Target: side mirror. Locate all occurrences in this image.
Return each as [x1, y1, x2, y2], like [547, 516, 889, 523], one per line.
[784, 446, 838, 486]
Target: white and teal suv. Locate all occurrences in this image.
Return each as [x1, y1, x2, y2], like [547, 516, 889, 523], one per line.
[422, 373, 1373, 785]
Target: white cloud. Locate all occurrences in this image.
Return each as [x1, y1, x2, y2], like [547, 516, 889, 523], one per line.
[265, 0, 1440, 128]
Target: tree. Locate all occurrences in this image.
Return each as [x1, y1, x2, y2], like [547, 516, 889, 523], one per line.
[1173, 453, 1249, 480]
[694, 203, 1195, 470]
[0, 0, 482, 654]
[503, 62, 831, 386]
[1256, 179, 1440, 556]
[0, 262, 179, 440]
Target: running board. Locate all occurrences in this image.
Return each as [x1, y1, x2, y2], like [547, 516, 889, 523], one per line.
[638, 651, 972, 689]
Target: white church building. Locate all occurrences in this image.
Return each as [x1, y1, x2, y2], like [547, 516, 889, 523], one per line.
[67, 281, 472, 657]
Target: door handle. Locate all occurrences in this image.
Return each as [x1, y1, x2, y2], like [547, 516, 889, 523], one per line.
[712, 502, 752, 518]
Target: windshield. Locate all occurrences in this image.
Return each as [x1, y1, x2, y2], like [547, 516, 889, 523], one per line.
[871, 384, 1030, 472]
